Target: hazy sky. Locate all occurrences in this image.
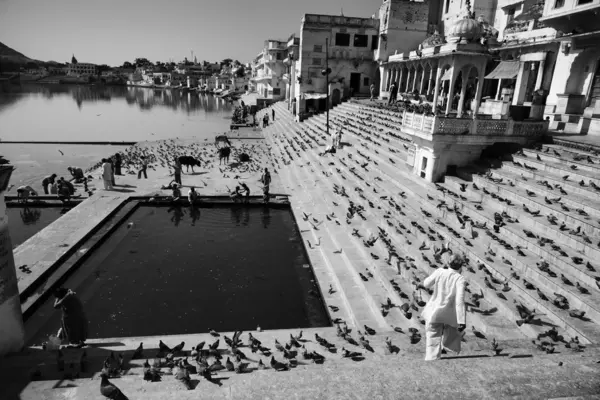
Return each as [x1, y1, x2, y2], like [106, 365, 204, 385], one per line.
[0, 0, 380, 66]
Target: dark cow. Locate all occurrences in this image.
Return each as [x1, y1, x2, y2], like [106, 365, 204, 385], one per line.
[218, 147, 231, 165]
[178, 156, 202, 173]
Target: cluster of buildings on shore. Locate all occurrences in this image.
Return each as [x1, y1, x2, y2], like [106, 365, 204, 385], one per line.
[249, 0, 600, 135]
[21, 55, 253, 93]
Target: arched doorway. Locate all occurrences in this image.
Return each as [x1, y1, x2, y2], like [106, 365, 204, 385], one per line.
[331, 88, 341, 106]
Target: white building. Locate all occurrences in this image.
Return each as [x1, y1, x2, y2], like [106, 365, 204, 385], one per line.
[250, 39, 288, 107]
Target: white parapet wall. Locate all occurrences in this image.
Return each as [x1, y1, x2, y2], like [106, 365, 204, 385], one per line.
[0, 182, 26, 356]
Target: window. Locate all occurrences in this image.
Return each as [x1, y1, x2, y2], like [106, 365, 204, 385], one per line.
[554, 0, 564, 7]
[371, 35, 379, 50]
[577, 0, 592, 4]
[335, 33, 350, 46]
[444, 0, 450, 14]
[273, 88, 281, 95]
[276, 52, 282, 60]
[354, 34, 368, 47]
[363, 77, 369, 86]
[507, 7, 515, 24]
[314, 45, 323, 52]
[312, 58, 322, 65]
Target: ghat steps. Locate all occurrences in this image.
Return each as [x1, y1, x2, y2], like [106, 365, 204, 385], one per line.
[259, 100, 600, 346]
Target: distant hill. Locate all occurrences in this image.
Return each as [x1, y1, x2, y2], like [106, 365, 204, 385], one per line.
[0, 41, 54, 72]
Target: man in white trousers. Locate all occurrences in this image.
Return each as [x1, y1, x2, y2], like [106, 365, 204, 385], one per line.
[416, 254, 467, 360]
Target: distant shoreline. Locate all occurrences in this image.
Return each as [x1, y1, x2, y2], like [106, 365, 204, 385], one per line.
[0, 141, 136, 145]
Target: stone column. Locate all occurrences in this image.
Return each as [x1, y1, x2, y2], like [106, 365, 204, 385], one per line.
[512, 61, 528, 105]
[534, 60, 545, 91]
[406, 69, 413, 93]
[419, 68, 427, 94]
[457, 78, 468, 117]
[427, 67, 434, 96]
[472, 71, 485, 119]
[397, 68, 404, 92]
[0, 166, 25, 356]
[446, 67, 459, 115]
[432, 67, 443, 114]
[380, 66, 388, 94]
[495, 78, 503, 100]
[412, 69, 420, 92]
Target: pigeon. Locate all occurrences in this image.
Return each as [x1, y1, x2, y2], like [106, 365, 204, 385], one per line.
[100, 374, 128, 400]
[174, 360, 193, 390]
[131, 342, 143, 359]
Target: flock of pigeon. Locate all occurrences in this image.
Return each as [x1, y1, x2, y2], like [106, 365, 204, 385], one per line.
[258, 103, 600, 355]
[83, 138, 279, 193]
[92, 325, 412, 398]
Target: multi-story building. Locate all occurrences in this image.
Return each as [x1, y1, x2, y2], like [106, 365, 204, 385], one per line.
[67, 62, 97, 76]
[250, 39, 288, 107]
[294, 14, 380, 117]
[539, 0, 600, 133]
[284, 34, 300, 111]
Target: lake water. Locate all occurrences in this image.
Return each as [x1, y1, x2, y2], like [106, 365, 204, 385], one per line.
[0, 84, 234, 192]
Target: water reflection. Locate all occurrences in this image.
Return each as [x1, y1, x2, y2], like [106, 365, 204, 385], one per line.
[261, 207, 271, 229]
[189, 205, 201, 226]
[168, 205, 185, 227]
[19, 207, 41, 225]
[1, 84, 234, 115]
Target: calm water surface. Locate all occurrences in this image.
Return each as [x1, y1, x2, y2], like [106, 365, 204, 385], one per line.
[6, 206, 72, 248]
[0, 84, 234, 191]
[26, 205, 329, 343]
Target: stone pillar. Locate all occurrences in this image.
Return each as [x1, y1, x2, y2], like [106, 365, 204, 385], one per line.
[406, 69, 413, 93]
[427, 67, 434, 96]
[397, 68, 404, 92]
[0, 166, 25, 356]
[472, 72, 485, 119]
[513, 61, 529, 105]
[534, 60, 545, 91]
[495, 78, 503, 100]
[457, 78, 468, 117]
[412, 69, 420, 92]
[380, 66, 388, 94]
[419, 68, 427, 94]
[446, 67, 459, 115]
[432, 67, 443, 114]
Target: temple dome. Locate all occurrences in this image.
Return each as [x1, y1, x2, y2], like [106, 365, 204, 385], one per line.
[446, 17, 482, 43]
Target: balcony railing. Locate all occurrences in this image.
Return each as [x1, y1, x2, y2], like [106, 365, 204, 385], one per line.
[401, 110, 548, 137]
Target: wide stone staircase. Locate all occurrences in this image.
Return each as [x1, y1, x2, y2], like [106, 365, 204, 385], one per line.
[258, 100, 600, 347]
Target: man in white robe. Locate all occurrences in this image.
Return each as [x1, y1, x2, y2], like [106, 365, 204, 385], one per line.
[416, 254, 466, 360]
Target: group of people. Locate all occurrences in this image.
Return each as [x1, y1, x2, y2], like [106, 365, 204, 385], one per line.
[229, 167, 271, 205]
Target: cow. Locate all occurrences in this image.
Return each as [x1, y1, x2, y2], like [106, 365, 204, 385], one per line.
[215, 135, 232, 148]
[178, 156, 202, 173]
[218, 147, 231, 165]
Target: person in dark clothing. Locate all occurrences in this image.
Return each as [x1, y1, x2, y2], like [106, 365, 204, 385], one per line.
[272, 108, 275, 121]
[53, 287, 88, 347]
[172, 158, 182, 185]
[42, 174, 57, 195]
[388, 83, 397, 105]
[240, 182, 250, 204]
[138, 156, 148, 179]
[114, 153, 122, 175]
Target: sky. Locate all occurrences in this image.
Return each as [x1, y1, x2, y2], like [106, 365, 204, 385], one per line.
[0, 0, 380, 66]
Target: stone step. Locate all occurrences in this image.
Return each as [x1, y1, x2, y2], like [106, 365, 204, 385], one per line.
[512, 154, 600, 187]
[523, 149, 600, 176]
[269, 115, 522, 339]
[543, 143, 600, 161]
[437, 178, 600, 313]
[473, 168, 600, 228]
[273, 119, 530, 340]
[265, 120, 392, 331]
[501, 160, 600, 204]
[443, 176, 600, 262]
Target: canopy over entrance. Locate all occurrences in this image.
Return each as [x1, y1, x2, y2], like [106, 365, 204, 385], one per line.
[485, 61, 519, 79]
